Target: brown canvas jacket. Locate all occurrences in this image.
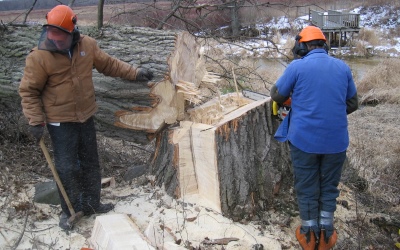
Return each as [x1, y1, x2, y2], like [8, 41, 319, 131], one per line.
[19, 35, 139, 126]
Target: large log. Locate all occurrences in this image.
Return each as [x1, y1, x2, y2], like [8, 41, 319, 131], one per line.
[151, 93, 292, 220]
[0, 25, 180, 144]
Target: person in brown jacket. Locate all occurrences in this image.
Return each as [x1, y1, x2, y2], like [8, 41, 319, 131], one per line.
[19, 5, 154, 230]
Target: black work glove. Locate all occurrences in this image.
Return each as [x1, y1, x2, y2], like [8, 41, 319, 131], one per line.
[29, 124, 45, 143]
[136, 68, 154, 81]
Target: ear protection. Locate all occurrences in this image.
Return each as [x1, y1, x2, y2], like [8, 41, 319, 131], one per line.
[292, 35, 329, 58]
[72, 27, 80, 45]
[292, 35, 309, 58]
[72, 15, 77, 25]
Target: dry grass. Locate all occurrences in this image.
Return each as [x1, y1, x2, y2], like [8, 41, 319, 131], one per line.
[358, 28, 380, 46]
[357, 58, 400, 104]
[352, 28, 381, 56]
[347, 57, 400, 211]
[353, 0, 400, 8]
[348, 104, 400, 207]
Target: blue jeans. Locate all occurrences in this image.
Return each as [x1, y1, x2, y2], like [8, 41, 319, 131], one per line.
[47, 117, 101, 216]
[290, 143, 345, 227]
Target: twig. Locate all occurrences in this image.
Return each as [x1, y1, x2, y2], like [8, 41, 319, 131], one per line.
[0, 229, 11, 247]
[0, 20, 8, 31]
[231, 67, 241, 106]
[11, 213, 28, 250]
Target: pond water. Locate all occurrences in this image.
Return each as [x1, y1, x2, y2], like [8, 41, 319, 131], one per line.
[254, 56, 389, 82]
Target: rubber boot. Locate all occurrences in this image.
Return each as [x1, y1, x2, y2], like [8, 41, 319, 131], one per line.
[318, 229, 337, 250]
[296, 226, 316, 250]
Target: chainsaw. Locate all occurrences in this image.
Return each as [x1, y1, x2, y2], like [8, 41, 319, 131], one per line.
[242, 90, 291, 120]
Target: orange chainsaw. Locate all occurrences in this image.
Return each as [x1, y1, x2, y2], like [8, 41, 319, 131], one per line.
[242, 90, 291, 120]
[272, 98, 291, 120]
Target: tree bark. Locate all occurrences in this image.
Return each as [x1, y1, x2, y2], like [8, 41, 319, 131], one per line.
[230, 0, 240, 37]
[97, 0, 105, 30]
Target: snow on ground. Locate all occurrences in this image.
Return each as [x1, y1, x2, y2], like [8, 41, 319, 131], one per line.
[0, 172, 374, 249]
[216, 5, 400, 58]
[0, 179, 290, 249]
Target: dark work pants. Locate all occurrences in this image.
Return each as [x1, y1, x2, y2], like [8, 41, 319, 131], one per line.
[290, 143, 346, 236]
[47, 117, 101, 216]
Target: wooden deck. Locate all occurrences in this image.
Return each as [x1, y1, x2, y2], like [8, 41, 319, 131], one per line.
[309, 10, 360, 47]
[310, 10, 360, 32]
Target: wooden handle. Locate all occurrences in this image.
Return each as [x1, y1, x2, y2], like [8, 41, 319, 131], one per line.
[39, 139, 76, 216]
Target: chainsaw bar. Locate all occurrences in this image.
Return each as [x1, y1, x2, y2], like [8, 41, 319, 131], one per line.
[242, 90, 269, 101]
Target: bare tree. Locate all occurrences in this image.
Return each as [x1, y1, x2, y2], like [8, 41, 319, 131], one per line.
[22, 0, 38, 25]
[229, 0, 242, 37]
[156, 0, 183, 30]
[98, 0, 105, 29]
[68, 0, 76, 7]
[151, 0, 294, 40]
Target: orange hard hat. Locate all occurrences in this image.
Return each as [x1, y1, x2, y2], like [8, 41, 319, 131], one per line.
[45, 5, 77, 33]
[298, 26, 326, 43]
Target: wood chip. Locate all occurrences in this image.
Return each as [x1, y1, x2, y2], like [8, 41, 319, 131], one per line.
[202, 237, 240, 245]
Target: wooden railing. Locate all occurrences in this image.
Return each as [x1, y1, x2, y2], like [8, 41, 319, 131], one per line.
[311, 10, 360, 29]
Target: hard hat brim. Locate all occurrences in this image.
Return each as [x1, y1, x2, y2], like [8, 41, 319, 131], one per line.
[45, 25, 70, 40]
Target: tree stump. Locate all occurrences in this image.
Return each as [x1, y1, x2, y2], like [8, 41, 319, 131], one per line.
[150, 94, 292, 220]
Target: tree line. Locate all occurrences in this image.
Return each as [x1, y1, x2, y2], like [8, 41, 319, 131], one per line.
[0, 0, 148, 12]
[1, 0, 334, 45]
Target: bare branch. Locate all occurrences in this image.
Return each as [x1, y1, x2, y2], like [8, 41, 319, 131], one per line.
[68, 0, 76, 8]
[156, 0, 183, 30]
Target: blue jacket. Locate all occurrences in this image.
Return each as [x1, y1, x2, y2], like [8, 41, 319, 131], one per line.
[274, 49, 357, 154]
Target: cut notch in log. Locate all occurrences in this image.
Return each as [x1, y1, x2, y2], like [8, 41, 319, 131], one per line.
[114, 31, 206, 134]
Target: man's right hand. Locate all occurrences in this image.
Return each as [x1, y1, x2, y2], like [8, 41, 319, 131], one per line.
[29, 124, 45, 143]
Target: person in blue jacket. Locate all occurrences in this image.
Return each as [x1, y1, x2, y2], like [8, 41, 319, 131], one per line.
[270, 26, 358, 250]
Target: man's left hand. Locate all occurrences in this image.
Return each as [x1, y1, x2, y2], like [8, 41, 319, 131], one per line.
[136, 68, 154, 81]
[29, 124, 45, 143]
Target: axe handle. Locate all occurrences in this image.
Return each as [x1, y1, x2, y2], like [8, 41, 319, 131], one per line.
[39, 138, 76, 216]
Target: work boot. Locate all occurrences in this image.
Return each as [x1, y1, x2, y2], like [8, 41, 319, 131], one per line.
[296, 225, 316, 250]
[84, 202, 114, 216]
[59, 212, 73, 231]
[318, 229, 337, 250]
